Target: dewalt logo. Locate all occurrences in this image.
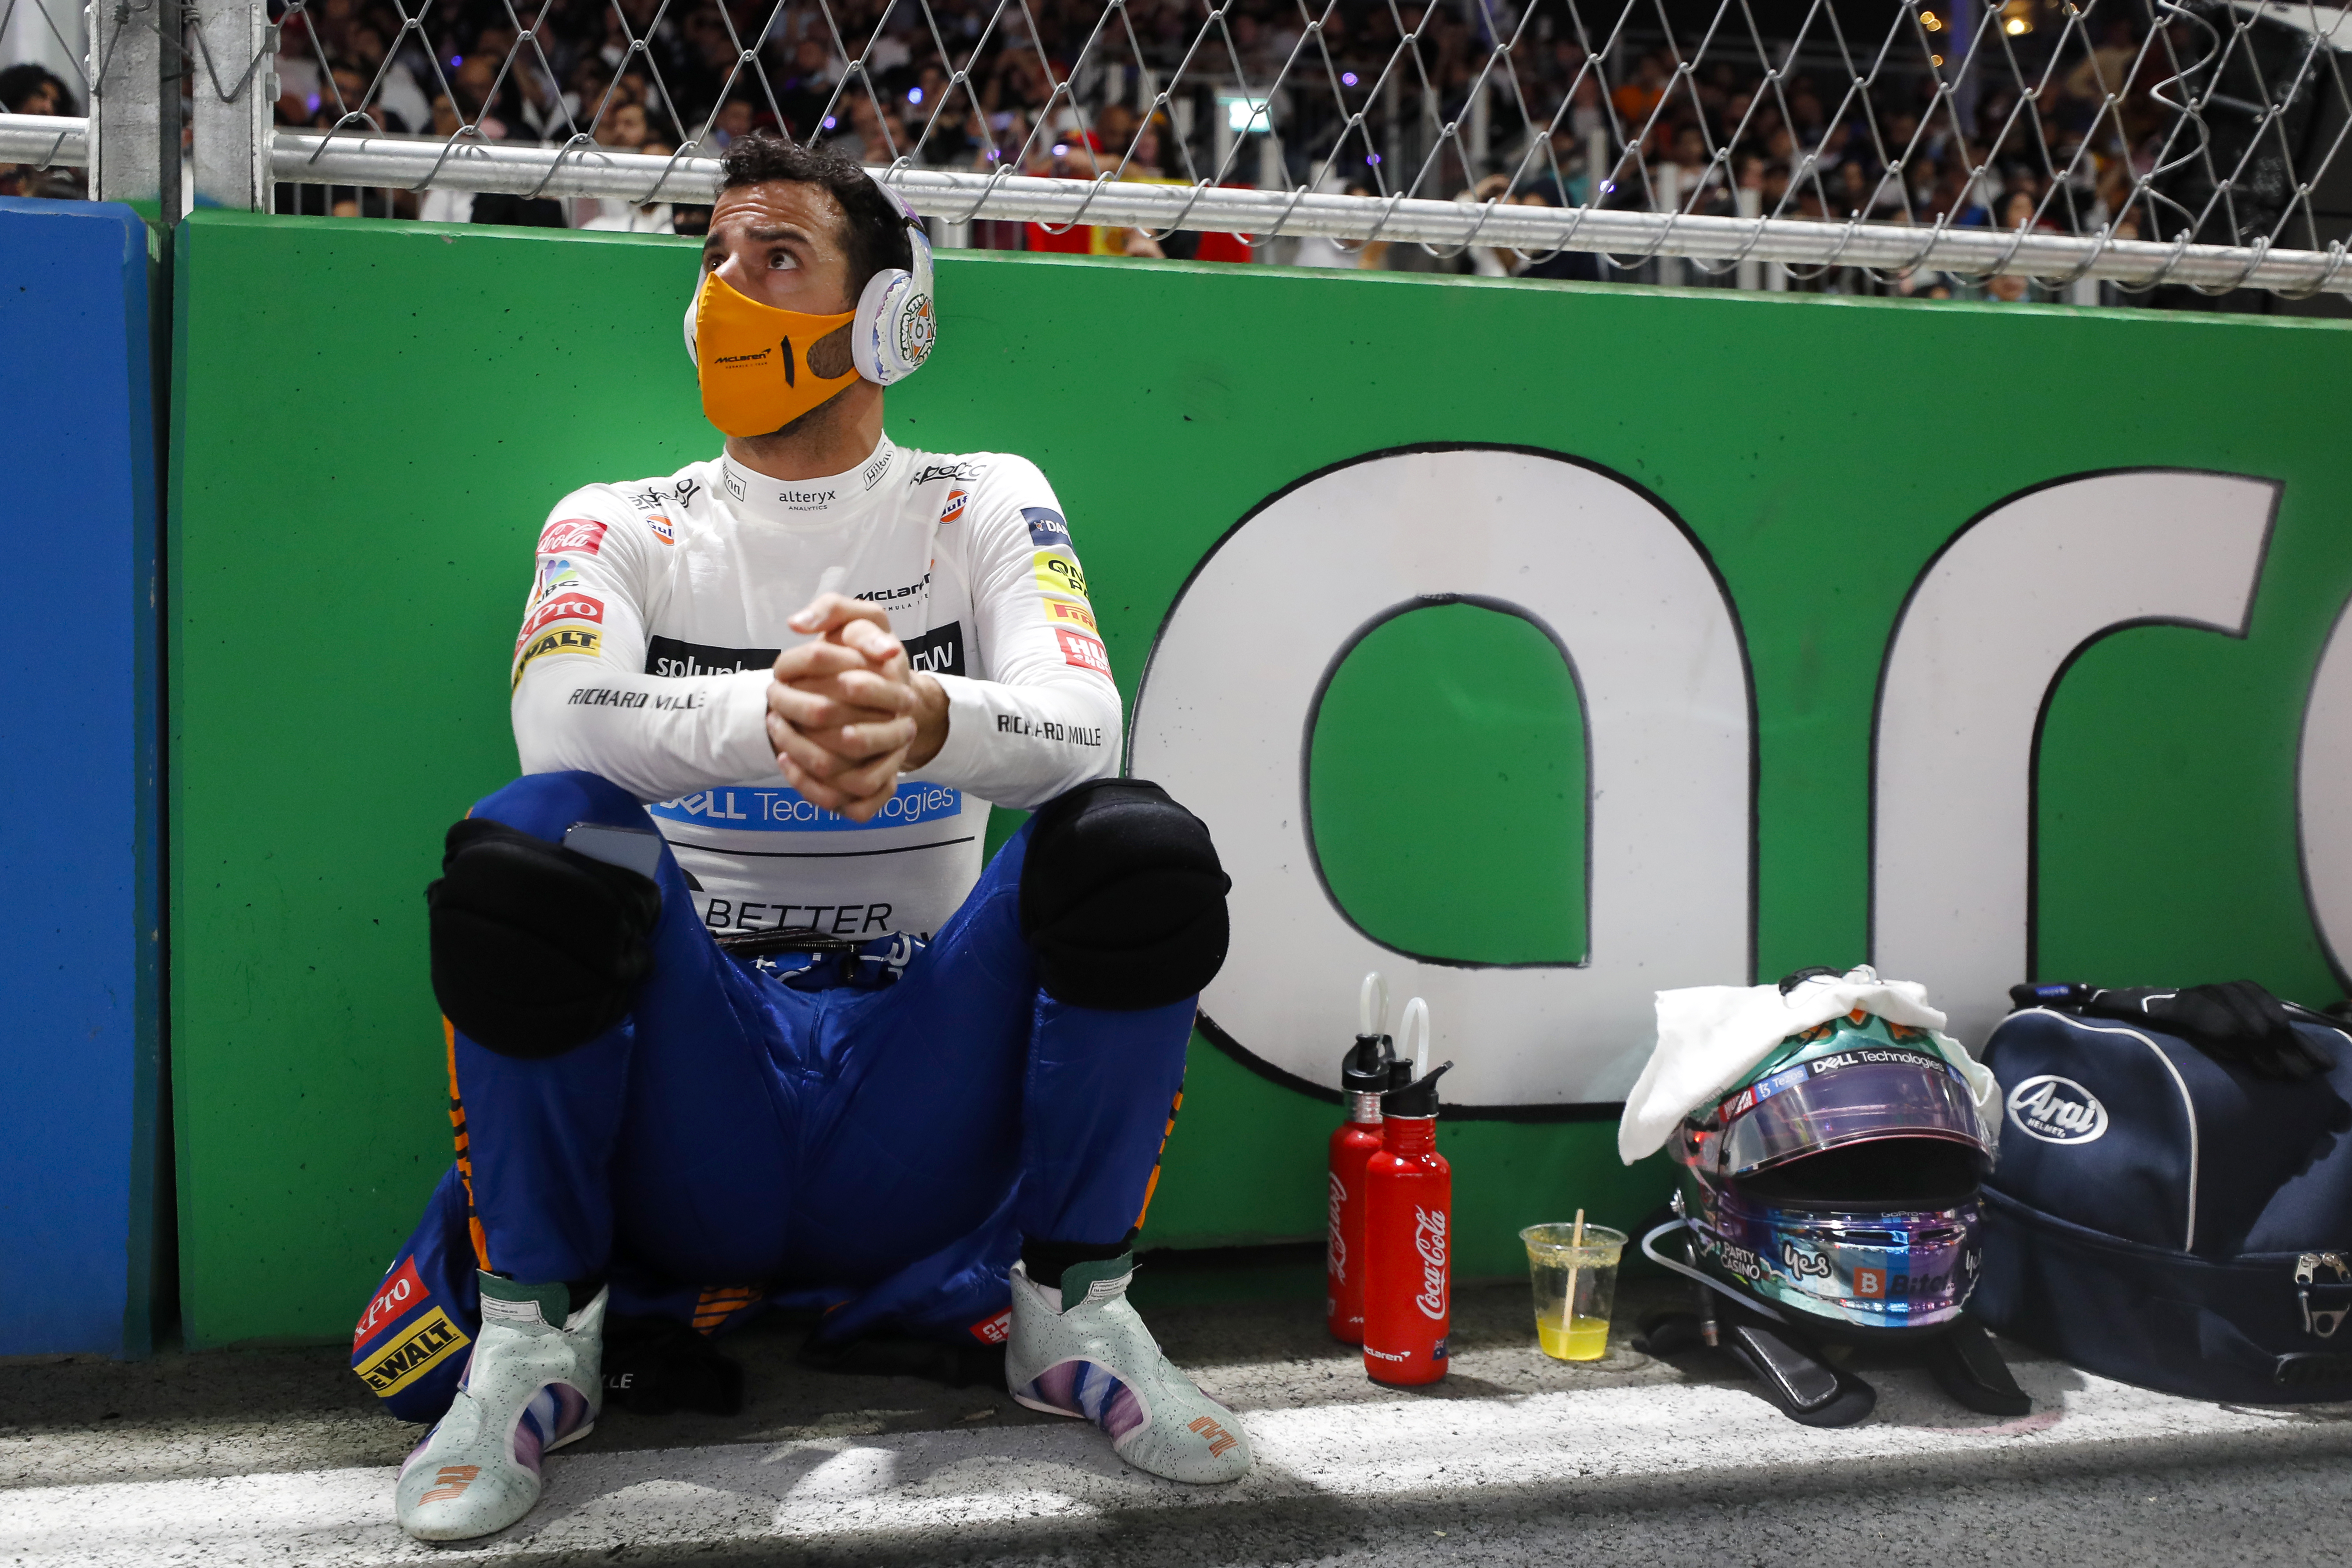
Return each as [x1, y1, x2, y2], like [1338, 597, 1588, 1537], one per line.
[512, 625, 604, 689]
[356, 1306, 471, 1398]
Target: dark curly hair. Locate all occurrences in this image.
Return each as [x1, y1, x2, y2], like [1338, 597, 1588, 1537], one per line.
[719, 135, 913, 300]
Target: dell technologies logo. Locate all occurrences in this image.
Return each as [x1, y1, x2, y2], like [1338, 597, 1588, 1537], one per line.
[2005, 1074, 2109, 1146]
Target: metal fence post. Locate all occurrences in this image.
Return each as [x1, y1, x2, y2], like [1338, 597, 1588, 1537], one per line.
[1468, 76, 1489, 176]
[85, 0, 165, 204]
[1654, 161, 1681, 287]
[1735, 186, 1761, 290]
[189, 0, 269, 209]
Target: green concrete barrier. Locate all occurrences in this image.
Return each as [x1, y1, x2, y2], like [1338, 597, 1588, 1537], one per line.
[172, 209, 2352, 1345]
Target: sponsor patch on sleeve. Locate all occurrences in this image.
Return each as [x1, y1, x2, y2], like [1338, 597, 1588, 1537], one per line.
[1043, 598, 1098, 634]
[516, 593, 605, 648]
[1023, 507, 1072, 549]
[354, 1305, 472, 1399]
[537, 517, 609, 556]
[939, 488, 968, 524]
[514, 624, 604, 687]
[352, 1257, 430, 1354]
[1033, 551, 1088, 599]
[1055, 627, 1113, 679]
[648, 516, 674, 545]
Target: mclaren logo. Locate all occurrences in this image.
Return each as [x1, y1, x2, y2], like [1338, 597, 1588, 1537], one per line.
[2005, 1074, 2109, 1145]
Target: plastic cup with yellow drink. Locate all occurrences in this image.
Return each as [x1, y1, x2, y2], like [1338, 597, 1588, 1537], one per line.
[1520, 1216, 1626, 1361]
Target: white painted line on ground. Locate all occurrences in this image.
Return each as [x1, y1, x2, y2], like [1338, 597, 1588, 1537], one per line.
[5, 1365, 2346, 1566]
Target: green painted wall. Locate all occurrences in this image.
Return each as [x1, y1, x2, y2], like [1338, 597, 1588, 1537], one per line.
[171, 210, 2352, 1345]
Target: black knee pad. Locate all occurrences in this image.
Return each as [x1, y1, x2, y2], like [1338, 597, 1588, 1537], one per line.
[1020, 779, 1231, 1010]
[425, 818, 662, 1058]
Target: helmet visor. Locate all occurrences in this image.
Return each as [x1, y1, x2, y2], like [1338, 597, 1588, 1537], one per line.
[1719, 1045, 1984, 1178]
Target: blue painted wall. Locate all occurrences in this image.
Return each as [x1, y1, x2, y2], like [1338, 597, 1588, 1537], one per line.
[0, 198, 162, 1357]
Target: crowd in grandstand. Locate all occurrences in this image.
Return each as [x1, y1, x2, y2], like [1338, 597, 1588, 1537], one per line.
[4, 0, 2177, 293]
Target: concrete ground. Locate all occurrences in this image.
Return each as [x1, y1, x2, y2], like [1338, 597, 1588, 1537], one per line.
[5, 1252, 2348, 1566]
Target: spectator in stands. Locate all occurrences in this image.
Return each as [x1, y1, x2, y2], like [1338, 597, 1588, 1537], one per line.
[570, 58, 618, 125]
[710, 98, 755, 149]
[1508, 185, 1603, 282]
[1612, 53, 1668, 127]
[413, 93, 567, 227]
[777, 36, 840, 138]
[229, 0, 2171, 300]
[597, 99, 650, 150]
[0, 61, 72, 116]
[823, 91, 892, 164]
[1020, 131, 1165, 257]
[451, 54, 516, 139]
[512, 55, 578, 143]
[351, 21, 431, 132]
[0, 63, 84, 200]
[1293, 172, 1385, 269]
[582, 140, 678, 231]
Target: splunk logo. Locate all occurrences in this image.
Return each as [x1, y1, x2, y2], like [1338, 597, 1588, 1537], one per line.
[2006, 1074, 2109, 1145]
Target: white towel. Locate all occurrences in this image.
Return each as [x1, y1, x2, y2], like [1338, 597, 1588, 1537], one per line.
[1617, 967, 2001, 1165]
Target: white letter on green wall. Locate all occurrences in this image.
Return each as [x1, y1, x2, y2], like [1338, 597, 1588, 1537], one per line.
[2301, 590, 2352, 988]
[1872, 470, 2276, 1050]
[1130, 447, 1751, 1109]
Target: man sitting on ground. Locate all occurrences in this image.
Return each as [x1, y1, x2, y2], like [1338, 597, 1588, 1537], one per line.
[350, 134, 1251, 1543]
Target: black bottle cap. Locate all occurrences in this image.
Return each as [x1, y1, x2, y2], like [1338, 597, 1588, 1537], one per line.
[1382, 1060, 1454, 1118]
[1341, 1033, 1396, 1092]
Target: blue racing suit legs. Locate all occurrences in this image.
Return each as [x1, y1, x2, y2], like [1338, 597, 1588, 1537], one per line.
[357, 770, 1191, 1420]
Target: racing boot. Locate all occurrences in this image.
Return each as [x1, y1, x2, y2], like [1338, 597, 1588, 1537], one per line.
[1006, 1254, 1252, 1484]
[395, 1274, 605, 1541]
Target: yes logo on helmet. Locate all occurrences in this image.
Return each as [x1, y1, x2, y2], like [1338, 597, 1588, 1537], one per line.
[2005, 1075, 2109, 1145]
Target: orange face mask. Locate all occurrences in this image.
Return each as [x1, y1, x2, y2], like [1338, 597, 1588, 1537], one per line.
[689, 271, 859, 439]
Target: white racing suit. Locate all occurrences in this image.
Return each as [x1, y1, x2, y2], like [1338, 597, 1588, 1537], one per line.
[509, 434, 1121, 935]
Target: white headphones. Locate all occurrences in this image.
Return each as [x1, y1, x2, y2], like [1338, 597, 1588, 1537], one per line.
[853, 172, 936, 386]
[683, 168, 936, 387]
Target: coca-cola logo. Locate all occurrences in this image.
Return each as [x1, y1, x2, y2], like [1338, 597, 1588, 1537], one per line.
[1414, 1207, 1448, 1321]
[1326, 1172, 1348, 1285]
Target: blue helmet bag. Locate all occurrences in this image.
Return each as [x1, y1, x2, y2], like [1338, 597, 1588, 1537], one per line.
[1972, 999, 2352, 1403]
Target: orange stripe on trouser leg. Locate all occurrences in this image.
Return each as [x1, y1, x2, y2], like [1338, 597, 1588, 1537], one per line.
[445, 1017, 490, 1272]
[693, 1284, 760, 1335]
[1130, 1086, 1185, 1231]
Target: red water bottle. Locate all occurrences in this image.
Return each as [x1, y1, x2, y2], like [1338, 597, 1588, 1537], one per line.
[1364, 1001, 1453, 1386]
[1327, 975, 1397, 1344]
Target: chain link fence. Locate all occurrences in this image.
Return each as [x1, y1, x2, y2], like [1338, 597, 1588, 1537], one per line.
[7, 0, 2352, 297]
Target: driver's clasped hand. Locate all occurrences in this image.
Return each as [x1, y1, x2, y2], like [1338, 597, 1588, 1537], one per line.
[762, 593, 938, 820]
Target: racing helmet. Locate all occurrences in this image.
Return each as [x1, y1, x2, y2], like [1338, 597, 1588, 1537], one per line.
[1671, 1005, 1992, 1339]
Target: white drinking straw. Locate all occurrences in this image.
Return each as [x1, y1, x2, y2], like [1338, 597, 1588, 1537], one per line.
[1563, 1207, 1587, 1346]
